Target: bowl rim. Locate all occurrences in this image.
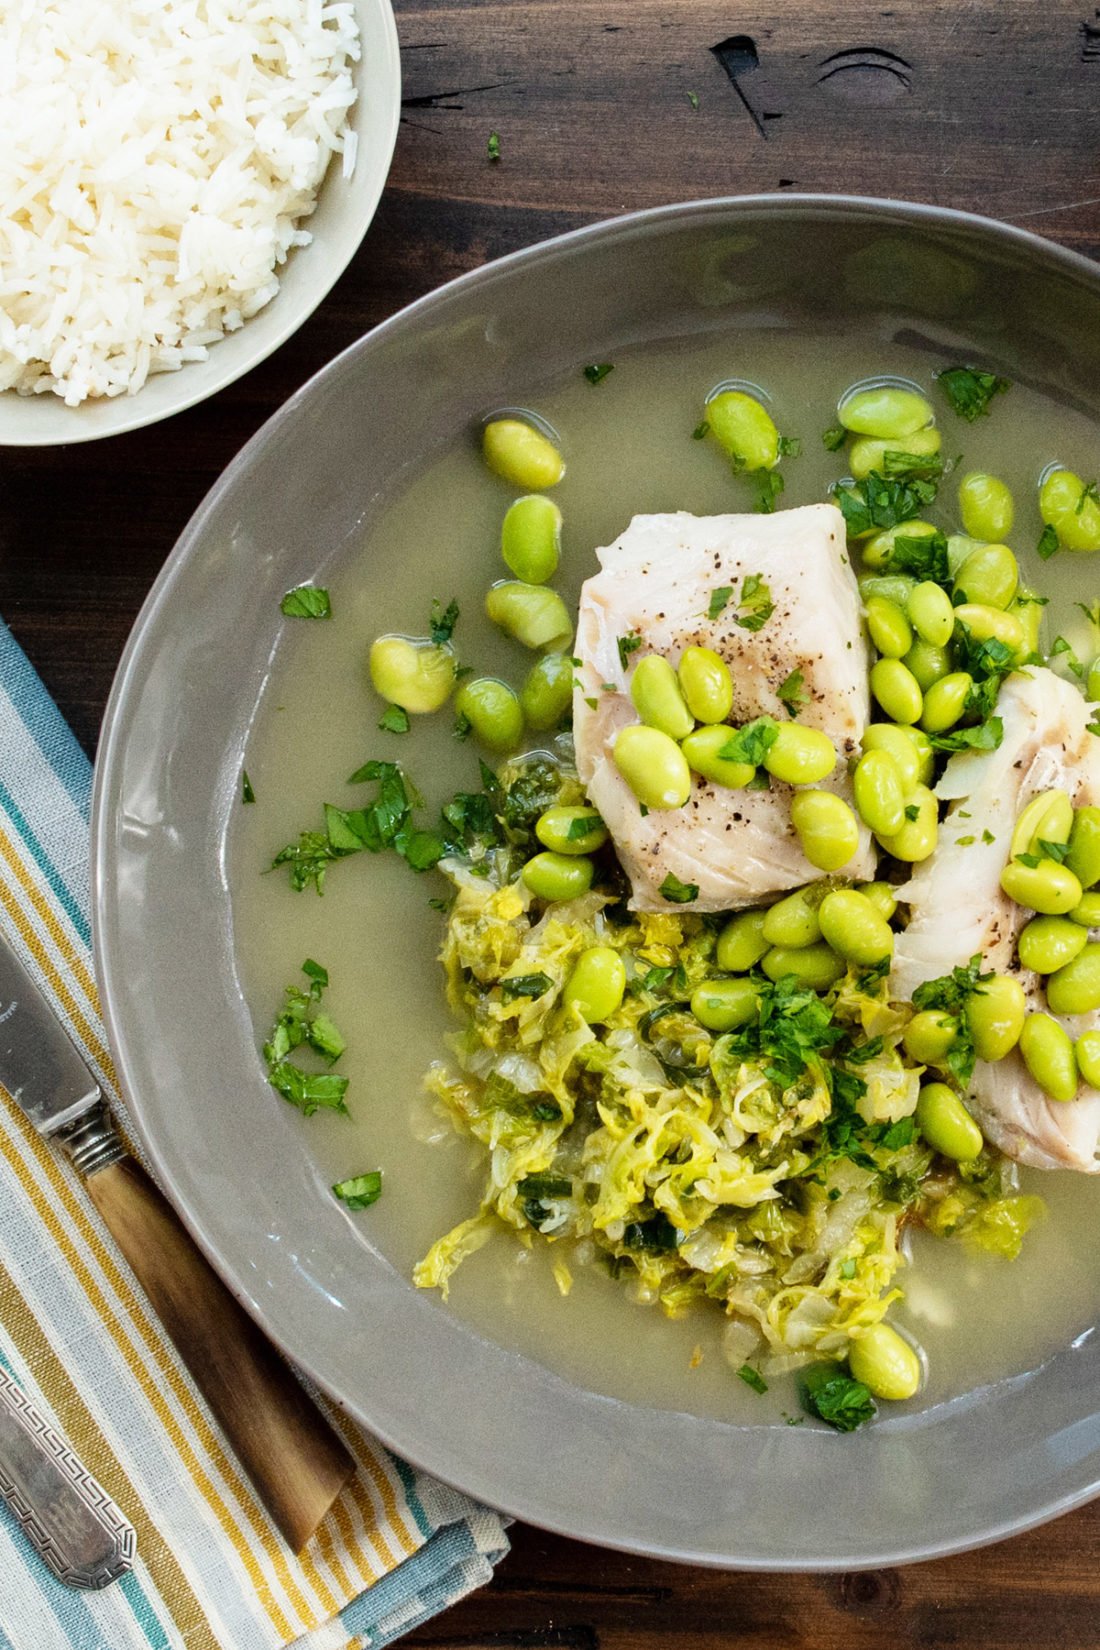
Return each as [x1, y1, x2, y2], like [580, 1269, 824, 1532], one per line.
[1, 0, 402, 448]
[92, 191, 1100, 1570]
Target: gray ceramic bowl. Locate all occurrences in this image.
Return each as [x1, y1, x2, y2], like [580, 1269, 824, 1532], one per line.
[92, 196, 1100, 1569]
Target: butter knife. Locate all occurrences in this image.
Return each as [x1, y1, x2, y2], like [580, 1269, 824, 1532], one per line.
[0, 927, 355, 1554]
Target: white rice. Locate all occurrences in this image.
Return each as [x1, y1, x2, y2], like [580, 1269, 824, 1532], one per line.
[0, 0, 360, 406]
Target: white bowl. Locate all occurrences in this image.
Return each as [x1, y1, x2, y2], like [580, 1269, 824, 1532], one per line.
[0, 0, 401, 448]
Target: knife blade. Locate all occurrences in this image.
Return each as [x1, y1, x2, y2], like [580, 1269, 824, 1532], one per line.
[0, 923, 355, 1553]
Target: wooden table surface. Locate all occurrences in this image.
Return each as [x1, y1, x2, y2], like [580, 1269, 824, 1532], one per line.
[4, 0, 1100, 1643]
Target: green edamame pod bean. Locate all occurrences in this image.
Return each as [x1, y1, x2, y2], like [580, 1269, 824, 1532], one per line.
[865, 597, 913, 659]
[454, 677, 524, 751]
[678, 646, 734, 724]
[562, 945, 626, 1022]
[920, 671, 973, 734]
[902, 638, 953, 693]
[369, 635, 456, 713]
[818, 888, 894, 966]
[706, 389, 780, 470]
[915, 1082, 983, 1162]
[1070, 891, 1100, 928]
[1066, 806, 1100, 891]
[613, 724, 693, 810]
[952, 603, 1025, 655]
[862, 518, 939, 564]
[838, 384, 934, 440]
[1012, 590, 1044, 656]
[907, 581, 955, 647]
[860, 723, 925, 793]
[483, 418, 564, 490]
[876, 784, 938, 863]
[853, 748, 906, 836]
[690, 977, 760, 1032]
[762, 888, 822, 949]
[501, 494, 562, 583]
[967, 974, 1026, 1062]
[535, 805, 608, 856]
[1011, 789, 1074, 859]
[761, 943, 845, 990]
[903, 1011, 958, 1065]
[716, 909, 770, 972]
[1017, 916, 1088, 975]
[1039, 468, 1100, 553]
[1000, 857, 1082, 917]
[763, 723, 838, 785]
[520, 652, 574, 730]
[1045, 944, 1100, 1015]
[681, 725, 756, 789]
[859, 881, 898, 921]
[1076, 1029, 1100, 1090]
[957, 472, 1015, 542]
[1089, 659, 1100, 704]
[858, 574, 918, 608]
[870, 658, 923, 725]
[848, 1323, 922, 1401]
[521, 852, 594, 902]
[486, 581, 573, 650]
[953, 543, 1018, 610]
[848, 425, 941, 482]
[629, 654, 694, 740]
[790, 790, 861, 872]
[1019, 1012, 1078, 1102]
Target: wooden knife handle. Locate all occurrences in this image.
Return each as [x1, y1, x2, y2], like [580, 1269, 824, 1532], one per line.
[83, 1154, 355, 1551]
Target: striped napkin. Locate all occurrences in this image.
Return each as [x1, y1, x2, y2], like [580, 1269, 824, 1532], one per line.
[0, 621, 508, 1650]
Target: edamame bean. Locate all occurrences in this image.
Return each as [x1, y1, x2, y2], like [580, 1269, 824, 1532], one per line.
[853, 748, 906, 836]
[562, 945, 626, 1022]
[903, 1011, 958, 1065]
[521, 852, 594, 902]
[1076, 1030, 1100, 1090]
[957, 472, 1015, 542]
[902, 638, 953, 692]
[1066, 806, 1100, 891]
[630, 654, 694, 740]
[1070, 891, 1100, 928]
[454, 677, 524, 751]
[860, 723, 926, 793]
[861, 518, 939, 564]
[369, 635, 456, 713]
[907, 581, 955, 647]
[967, 973, 1026, 1062]
[858, 574, 918, 608]
[952, 602, 1025, 654]
[876, 784, 938, 863]
[1019, 1012, 1079, 1102]
[1039, 468, 1100, 553]
[1089, 659, 1100, 704]
[848, 424, 941, 481]
[1045, 943, 1100, 1015]
[818, 888, 894, 966]
[915, 1082, 983, 1161]
[706, 389, 780, 470]
[681, 725, 756, 789]
[763, 723, 838, 785]
[535, 805, 608, 856]
[678, 646, 734, 723]
[790, 790, 861, 872]
[865, 596, 913, 659]
[761, 942, 845, 990]
[716, 910, 770, 972]
[870, 658, 923, 724]
[483, 418, 564, 489]
[953, 542, 1018, 610]
[848, 1323, 922, 1402]
[1017, 916, 1088, 975]
[613, 724, 693, 810]
[486, 581, 573, 650]
[762, 888, 822, 949]
[501, 494, 561, 583]
[1011, 789, 1074, 859]
[859, 881, 898, 920]
[1000, 857, 1082, 916]
[1012, 589, 1045, 655]
[520, 652, 574, 730]
[838, 384, 934, 440]
[920, 671, 972, 734]
[690, 977, 760, 1032]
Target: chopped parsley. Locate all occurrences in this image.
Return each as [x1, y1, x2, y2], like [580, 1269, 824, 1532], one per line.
[912, 954, 992, 1086]
[753, 468, 785, 514]
[453, 712, 473, 740]
[692, 420, 710, 441]
[617, 631, 643, 669]
[429, 597, 460, 645]
[719, 715, 779, 767]
[1078, 480, 1100, 513]
[886, 529, 950, 584]
[881, 448, 944, 481]
[776, 668, 808, 717]
[272, 760, 445, 892]
[777, 434, 801, 458]
[583, 362, 614, 385]
[737, 1364, 769, 1395]
[798, 1364, 876, 1432]
[500, 972, 554, 1003]
[727, 975, 842, 1088]
[1037, 523, 1060, 561]
[687, 89, 699, 109]
[734, 573, 775, 631]
[659, 872, 699, 904]
[833, 471, 938, 538]
[378, 704, 410, 735]
[1037, 838, 1070, 864]
[241, 769, 255, 804]
[1051, 635, 1085, 679]
[926, 716, 1003, 755]
[623, 1212, 681, 1252]
[517, 1173, 572, 1198]
[822, 423, 847, 452]
[904, 802, 921, 821]
[262, 961, 350, 1116]
[280, 584, 331, 619]
[1076, 601, 1100, 629]
[332, 1172, 382, 1210]
[487, 130, 501, 161]
[937, 366, 1010, 421]
[707, 585, 734, 620]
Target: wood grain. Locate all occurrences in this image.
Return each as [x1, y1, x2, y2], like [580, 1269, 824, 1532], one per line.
[83, 1157, 354, 1552]
[4, 0, 1100, 1638]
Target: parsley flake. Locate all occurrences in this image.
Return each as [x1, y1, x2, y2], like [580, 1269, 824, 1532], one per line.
[735, 573, 775, 630]
[429, 597, 460, 645]
[720, 716, 779, 767]
[692, 420, 710, 441]
[754, 469, 785, 514]
[798, 1364, 876, 1432]
[833, 472, 938, 538]
[937, 366, 1010, 421]
[500, 972, 554, 1003]
[378, 704, 410, 735]
[617, 632, 643, 670]
[1051, 636, 1085, 679]
[241, 769, 255, 805]
[707, 585, 734, 620]
[687, 89, 700, 109]
[281, 585, 331, 619]
[776, 669, 808, 717]
[262, 961, 350, 1116]
[822, 423, 847, 452]
[737, 1364, 769, 1395]
[659, 872, 699, 904]
[332, 1171, 382, 1210]
[487, 130, 501, 161]
[583, 362, 614, 385]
